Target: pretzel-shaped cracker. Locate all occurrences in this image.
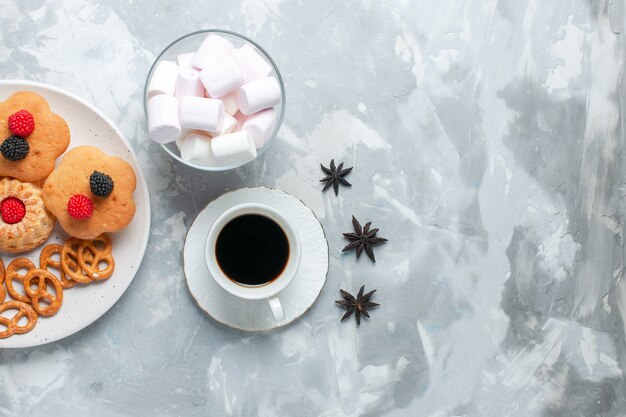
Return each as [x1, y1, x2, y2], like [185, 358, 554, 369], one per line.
[40, 244, 77, 289]
[0, 259, 5, 304]
[0, 301, 38, 339]
[78, 234, 115, 280]
[61, 238, 93, 284]
[24, 269, 63, 317]
[5, 258, 36, 303]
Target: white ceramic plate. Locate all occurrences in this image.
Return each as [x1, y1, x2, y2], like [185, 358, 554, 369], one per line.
[0, 80, 151, 348]
[185, 187, 328, 331]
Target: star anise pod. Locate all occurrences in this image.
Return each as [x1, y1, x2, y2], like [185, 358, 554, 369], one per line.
[342, 215, 388, 262]
[320, 159, 353, 196]
[335, 285, 379, 325]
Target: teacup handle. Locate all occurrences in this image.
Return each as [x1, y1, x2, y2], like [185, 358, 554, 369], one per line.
[268, 296, 285, 322]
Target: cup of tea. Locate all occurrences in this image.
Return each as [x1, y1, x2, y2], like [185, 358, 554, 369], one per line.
[205, 203, 301, 321]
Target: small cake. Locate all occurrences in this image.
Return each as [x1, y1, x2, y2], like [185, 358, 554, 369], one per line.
[0, 177, 56, 253]
[43, 146, 136, 239]
[0, 91, 70, 182]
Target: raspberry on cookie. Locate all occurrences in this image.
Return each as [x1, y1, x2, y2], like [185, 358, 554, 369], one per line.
[43, 146, 136, 239]
[0, 92, 70, 182]
[8, 109, 35, 137]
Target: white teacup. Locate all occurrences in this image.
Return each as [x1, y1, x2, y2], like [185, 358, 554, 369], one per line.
[205, 203, 301, 321]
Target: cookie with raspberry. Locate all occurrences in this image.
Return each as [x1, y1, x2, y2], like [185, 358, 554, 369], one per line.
[43, 146, 136, 239]
[0, 177, 56, 253]
[0, 91, 70, 182]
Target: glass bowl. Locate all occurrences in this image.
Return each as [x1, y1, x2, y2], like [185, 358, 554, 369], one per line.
[143, 29, 286, 171]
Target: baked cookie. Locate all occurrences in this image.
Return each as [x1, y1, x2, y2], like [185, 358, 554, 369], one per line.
[43, 146, 136, 239]
[0, 91, 70, 182]
[0, 177, 56, 253]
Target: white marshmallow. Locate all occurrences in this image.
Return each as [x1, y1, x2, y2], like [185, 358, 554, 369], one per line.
[220, 91, 239, 115]
[204, 90, 238, 114]
[175, 129, 191, 152]
[147, 60, 178, 99]
[236, 77, 281, 115]
[181, 132, 217, 165]
[179, 96, 225, 132]
[148, 94, 181, 144]
[232, 44, 272, 81]
[211, 131, 257, 165]
[209, 113, 237, 137]
[177, 53, 196, 70]
[192, 34, 234, 70]
[176, 134, 186, 152]
[234, 112, 247, 131]
[175, 68, 204, 99]
[200, 56, 246, 98]
[241, 107, 277, 148]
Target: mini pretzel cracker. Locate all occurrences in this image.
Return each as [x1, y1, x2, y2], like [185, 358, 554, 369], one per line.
[40, 244, 77, 289]
[0, 300, 38, 339]
[61, 238, 93, 284]
[78, 234, 115, 280]
[24, 269, 63, 317]
[0, 259, 5, 304]
[5, 258, 36, 303]
[0, 233, 118, 339]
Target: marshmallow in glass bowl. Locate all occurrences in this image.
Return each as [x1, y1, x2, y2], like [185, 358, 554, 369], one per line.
[144, 30, 285, 171]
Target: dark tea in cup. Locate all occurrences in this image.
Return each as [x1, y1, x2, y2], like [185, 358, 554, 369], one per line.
[215, 214, 289, 286]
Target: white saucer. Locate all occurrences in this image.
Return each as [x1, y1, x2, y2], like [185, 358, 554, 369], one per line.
[184, 187, 328, 331]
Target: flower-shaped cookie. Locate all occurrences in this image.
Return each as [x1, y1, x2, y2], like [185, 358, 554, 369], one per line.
[0, 91, 70, 182]
[43, 146, 136, 239]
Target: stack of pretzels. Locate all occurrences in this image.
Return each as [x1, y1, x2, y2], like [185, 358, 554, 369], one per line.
[0, 234, 115, 339]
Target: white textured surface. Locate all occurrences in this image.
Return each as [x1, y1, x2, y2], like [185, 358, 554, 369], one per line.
[1, 1, 626, 416]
